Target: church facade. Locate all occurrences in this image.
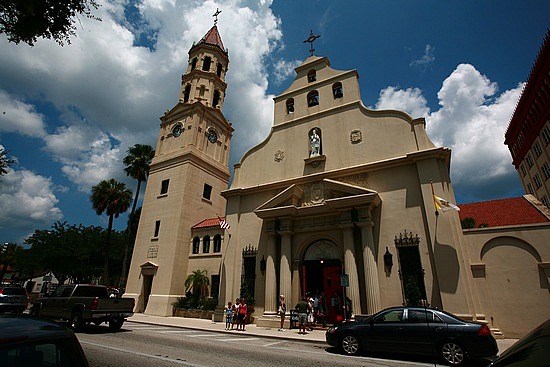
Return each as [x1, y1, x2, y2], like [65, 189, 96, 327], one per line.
[125, 25, 550, 338]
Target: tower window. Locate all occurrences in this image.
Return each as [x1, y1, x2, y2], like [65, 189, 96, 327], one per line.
[183, 84, 191, 103]
[213, 90, 220, 108]
[203, 183, 212, 200]
[286, 98, 294, 114]
[213, 234, 222, 252]
[160, 179, 169, 195]
[307, 90, 319, 107]
[332, 82, 343, 98]
[192, 237, 200, 254]
[216, 63, 223, 77]
[154, 220, 161, 237]
[202, 56, 211, 71]
[191, 57, 197, 70]
[203, 235, 210, 253]
[307, 69, 316, 83]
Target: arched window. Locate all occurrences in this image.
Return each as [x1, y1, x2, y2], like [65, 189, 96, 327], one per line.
[213, 90, 220, 108]
[213, 234, 222, 252]
[307, 90, 319, 107]
[216, 63, 223, 77]
[307, 69, 316, 83]
[286, 98, 294, 114]
[332, 82, 343, 98]
[183, 84, 191, 103]
[192, 237, 200, 254]
[191, 57, 197, 70]
[202, 56, 211, 71]
[203, 235, 210, 253]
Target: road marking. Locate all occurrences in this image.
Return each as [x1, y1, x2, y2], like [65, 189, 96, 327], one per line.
[263, 340, 286, 347]
[156, 330, 195, 334]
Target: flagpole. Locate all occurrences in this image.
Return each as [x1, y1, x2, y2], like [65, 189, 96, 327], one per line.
[430, 180, 439, 217]
[428, 180, 443, 309]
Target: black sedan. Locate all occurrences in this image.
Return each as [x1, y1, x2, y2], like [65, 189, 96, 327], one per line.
[326, 306, 498, 366]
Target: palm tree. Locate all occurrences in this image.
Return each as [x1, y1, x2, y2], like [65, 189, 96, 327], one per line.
[120, 144, 154, 288]
[185, 269, 210, 299]
[90, 179, 132, 285]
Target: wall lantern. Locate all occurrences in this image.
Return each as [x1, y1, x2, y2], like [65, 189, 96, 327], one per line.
[383, 247, 393, 268]
[260, 255, 266, 275]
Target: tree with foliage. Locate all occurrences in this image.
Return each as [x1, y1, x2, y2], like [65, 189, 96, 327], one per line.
[0, 0, 100, 46]
[119, 144, 154, 288]
[90, 179, 132, 285]
[0, 242, 23, 282]
[185, 269, 210, 299]
[0, 147, 15, 177]
[461, 217, 476, 229]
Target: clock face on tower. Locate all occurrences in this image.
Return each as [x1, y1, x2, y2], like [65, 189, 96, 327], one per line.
[208, 130, 217, 143]
[172, 124, 182, 138]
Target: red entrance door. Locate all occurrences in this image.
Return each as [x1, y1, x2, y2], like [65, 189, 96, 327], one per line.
[323, 266, 343, 324]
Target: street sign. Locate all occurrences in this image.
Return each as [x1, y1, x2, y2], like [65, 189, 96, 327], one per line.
[340, 274, 349, 287]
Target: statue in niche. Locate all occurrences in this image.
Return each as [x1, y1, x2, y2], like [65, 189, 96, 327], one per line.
[309, 128, 321, 157]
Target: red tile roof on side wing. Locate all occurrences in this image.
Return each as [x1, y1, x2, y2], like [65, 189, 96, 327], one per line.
[193, 217, 226, 229]
[458, 195, 550, 228]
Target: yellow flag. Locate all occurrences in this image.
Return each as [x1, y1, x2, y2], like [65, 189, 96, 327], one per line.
[433, 195, 460, 212]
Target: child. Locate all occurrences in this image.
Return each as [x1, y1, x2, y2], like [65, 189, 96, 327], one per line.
[225, 301, 232, 330]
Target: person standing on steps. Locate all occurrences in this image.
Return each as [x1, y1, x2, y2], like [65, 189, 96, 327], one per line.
[237, 297, 247, 331]
[225, 301, 232, 330]
[278, 295, 286, 331]
[295, 297, 309, 335]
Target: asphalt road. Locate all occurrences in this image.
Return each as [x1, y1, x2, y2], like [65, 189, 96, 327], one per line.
[76, 321, 476, 367]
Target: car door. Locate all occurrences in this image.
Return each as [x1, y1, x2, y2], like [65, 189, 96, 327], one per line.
[363, 308, 407, 352]
[399, 308, 444, 355]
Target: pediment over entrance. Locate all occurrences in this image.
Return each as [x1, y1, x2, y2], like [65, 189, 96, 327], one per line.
[140, 261, 158, 269]
[254, 178, 381, 219]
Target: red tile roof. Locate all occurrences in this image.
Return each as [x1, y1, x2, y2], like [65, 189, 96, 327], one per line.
[198, 25, 225, 52]
[192, 217, 225, 229]
[458, 196, 550, 228]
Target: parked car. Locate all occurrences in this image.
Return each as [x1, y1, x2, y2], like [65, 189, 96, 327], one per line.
[0, 286, 29, 313]
[0, 314, 89, 366]
[31, 284, 134, 331]
[326, 306, 498, 366]
[488, 318, 550, 367]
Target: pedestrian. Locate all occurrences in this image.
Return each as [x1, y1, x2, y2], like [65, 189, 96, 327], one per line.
[307, 296, 315, 331]
[237, 297, 247, 331]
[317, 293, 327, 328]
[295, 297, 309, 334]
[231, 298, 239, 330]
[278, 295, 286, 331]
[345, 296, 352, 322]
[224, 301, 232, 330]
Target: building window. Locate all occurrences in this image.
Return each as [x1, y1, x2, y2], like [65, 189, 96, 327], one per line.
[183, 84, 191, 103]
[202, 56, 211, 71]
[160, 179, 169, 195]
[307, 90, 319, 107]
[213, 90, 220, 108]
[192, 237, 200, 254]
[520, 164, 527, 177]
[534, 141, 543, 157]
[542, 125, 550, 145]
[203, 184, 212, 200]
[286, 98, 294, 114]
[527, 182, 534, 194]
[154, 220, 161, 237]
[542, 162, 550, 180]
[211, 274, 220, 299]
[216, 63, 223, 77]
[542, 195, 550, 208]
[191, 57, 197, 70]
[203, 236, 210, 253]
[534, 174, 542, 188]
[213, 234, 222, 252]
[307, 69, 316, 83]
[526, 154, 534, 168]
[332, 82, 343, 98]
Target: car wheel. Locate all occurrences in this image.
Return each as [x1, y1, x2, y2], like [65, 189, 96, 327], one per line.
[109, 317, 124, 331]
[340, 334, 361, 356]
[440, 340, 466, 366]
[70, 312, 84, 331]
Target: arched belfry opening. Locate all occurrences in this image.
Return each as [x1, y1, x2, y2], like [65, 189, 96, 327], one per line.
[303, 239, 343, 324]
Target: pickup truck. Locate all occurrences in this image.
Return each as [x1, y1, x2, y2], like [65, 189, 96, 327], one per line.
[31, 284, 134, 331]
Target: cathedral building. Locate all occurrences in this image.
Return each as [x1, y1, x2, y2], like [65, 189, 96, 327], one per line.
[126, 23, 550, 338]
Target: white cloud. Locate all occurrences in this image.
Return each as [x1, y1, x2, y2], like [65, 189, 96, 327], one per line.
[273, 59, 302, 85]
[0, 90, 47, 137]
[410, 44, 435, 70]
[375, 86, 430, 118]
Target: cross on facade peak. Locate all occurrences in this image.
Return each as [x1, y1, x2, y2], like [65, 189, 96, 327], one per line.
[303, 30, 321, 56]
[213, 8, 221, 25]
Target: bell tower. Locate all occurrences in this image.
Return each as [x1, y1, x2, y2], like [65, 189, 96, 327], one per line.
[125, 16, 232, 316]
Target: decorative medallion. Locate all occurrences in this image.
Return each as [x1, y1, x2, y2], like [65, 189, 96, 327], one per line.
[147, 246, 158, 259]
[274, 149, 285, 162]
[350, 129, 362, 144]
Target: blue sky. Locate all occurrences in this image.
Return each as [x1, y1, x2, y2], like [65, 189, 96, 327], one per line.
[0, 0, 548, 244]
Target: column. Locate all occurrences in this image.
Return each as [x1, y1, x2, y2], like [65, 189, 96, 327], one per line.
[278, 227, 293, 309]
[263, 231, 277, 316]
[358, 218, 382, 314]
[341, 222, 361, 317]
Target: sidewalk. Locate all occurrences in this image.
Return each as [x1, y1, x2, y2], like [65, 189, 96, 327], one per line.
[128, 313, 518, 352]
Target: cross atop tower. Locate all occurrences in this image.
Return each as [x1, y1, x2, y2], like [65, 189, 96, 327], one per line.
[213, 8, 222, 25]
[303, 30, 321, 56]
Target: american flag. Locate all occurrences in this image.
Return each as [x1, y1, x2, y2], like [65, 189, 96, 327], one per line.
[218, 216, 230, 230]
